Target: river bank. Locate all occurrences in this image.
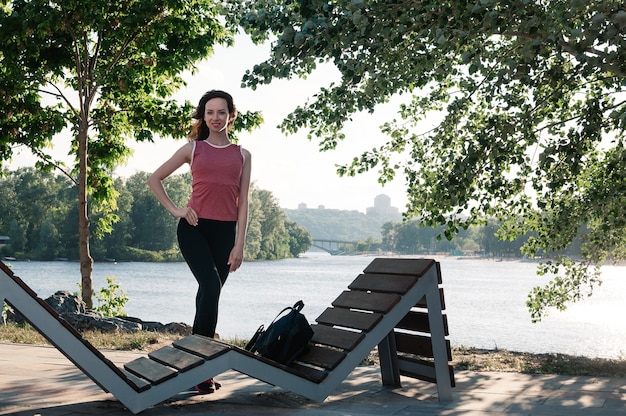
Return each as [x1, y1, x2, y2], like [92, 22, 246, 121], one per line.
[1, 323, 625, 378]
[5, 255, 626, 359]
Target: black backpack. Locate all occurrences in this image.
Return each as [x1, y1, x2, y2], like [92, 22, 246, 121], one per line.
[245, 300, 314, 365]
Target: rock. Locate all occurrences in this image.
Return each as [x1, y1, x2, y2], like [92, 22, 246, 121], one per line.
[118, 316, 191, 334]
[4, 290, 192, 334]
[121, 316, 161, 331]
[62, 311, 143, 333]
[162, 322, 192, 335]
[45, 290, 86, 314]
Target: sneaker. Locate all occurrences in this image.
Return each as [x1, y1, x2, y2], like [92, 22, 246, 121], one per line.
[194, 378, 220, 394]
[193, 381, 214, 394]
[212, 379, 222, 390]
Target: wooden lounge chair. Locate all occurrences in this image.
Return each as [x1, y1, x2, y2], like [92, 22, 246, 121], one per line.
[0, 257, 454, 414]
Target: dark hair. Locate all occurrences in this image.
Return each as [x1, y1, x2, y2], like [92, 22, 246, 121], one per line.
[189, 90, 237, 141]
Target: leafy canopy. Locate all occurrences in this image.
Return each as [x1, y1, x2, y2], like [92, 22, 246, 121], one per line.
[0, 0, 262, 306]
[1, 0, 238, 185]
[226, 0, 626, 320]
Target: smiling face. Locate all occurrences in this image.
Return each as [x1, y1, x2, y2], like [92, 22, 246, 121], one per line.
[204, 97, 231, 135]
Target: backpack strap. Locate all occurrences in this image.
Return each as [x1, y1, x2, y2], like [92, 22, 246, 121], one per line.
[293, 300, 304, 312]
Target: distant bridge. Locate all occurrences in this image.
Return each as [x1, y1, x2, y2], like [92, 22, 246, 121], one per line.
[311, 239, 358, 255]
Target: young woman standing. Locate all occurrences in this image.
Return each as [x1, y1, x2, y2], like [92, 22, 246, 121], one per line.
[148, 90, 251, 393]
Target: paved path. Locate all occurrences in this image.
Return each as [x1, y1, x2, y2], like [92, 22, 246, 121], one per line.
[0, 342, 624, 415]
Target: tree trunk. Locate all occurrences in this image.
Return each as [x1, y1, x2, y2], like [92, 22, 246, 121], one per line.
[78, 119, 93, 309]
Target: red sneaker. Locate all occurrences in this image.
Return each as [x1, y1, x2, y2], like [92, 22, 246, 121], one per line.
[194, 382, 214, 394]
[212, 379, 222, 390]
[194, 378, 221, 394]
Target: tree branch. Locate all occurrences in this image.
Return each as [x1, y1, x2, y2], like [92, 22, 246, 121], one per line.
[60, 7, 86, 117]
[38, 82, 77, 117]
[559, 38, 626, 78]
[29, 146, 78, 186]
[103, 12, 166, 73]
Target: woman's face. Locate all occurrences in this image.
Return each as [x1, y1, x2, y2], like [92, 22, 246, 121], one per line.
[204, 98, 230, 134]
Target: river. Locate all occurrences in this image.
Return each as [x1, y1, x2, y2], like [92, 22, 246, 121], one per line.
[5, 253, 625, 359]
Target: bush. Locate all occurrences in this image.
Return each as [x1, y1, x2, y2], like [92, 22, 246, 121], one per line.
[94, 276, 129, 317]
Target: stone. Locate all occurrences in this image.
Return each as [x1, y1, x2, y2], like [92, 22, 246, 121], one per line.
[61, 311, 143, 332]
[4, 290, 191, 335]
[45, 290, 86, 314]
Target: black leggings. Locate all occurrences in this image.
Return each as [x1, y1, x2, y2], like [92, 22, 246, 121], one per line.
[177, 218, 236, 337]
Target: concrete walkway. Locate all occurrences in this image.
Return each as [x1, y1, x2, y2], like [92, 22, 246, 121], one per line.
[0, 342, 624, 415]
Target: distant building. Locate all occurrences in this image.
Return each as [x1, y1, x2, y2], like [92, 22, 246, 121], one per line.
[366, 194, 401, 219]
[0, 236, 10, 246]
[298, 203, 308, 210]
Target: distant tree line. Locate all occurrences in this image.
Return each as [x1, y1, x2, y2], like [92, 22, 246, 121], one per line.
[283, 207, 395, 241]
[287, 206, 583, 258]
[362, 220, 582, 259]
[379, 221, 525, 257]
[0, 168, 311, 262]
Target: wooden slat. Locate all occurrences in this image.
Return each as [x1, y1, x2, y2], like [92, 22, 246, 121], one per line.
[57, 315, 85, 339]
[332, 290, 400, 313]
[173, 334, 231, 359]
[396, 310, 449, 336]
[415, 287, 446, 310]
[316, 307, 382, 331]
[9, 274, 86, 343]
[119, 368, 152, 392]
[348, 273, 418, 294]
[397, 356, 456, 387]
[436, 262, 443, 284]
[297, 344, 346, 370]
[123, 357, 178, 384]
[363, 258, 435, 277]
[311, 324, 364, 351]
[10, 274, 40, 301]
[81, 339, 109, 361]
[288, 362, 328, 383]
[149, 345, 204, 372]
[36, 297, 63, 317]
[0, 260, 14, 276]
[233, 346, 327, 383]
[394, 332, 452, 361]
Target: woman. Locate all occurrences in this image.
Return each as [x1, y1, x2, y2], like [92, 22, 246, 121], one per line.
[148, 90, 251, 394]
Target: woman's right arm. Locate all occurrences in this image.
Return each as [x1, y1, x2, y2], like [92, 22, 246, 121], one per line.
[147, 142, 198, 226]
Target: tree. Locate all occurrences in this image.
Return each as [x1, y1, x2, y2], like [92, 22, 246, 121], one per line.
[256, 189, 291, 259]
[6, 219, 27, 255]
[126, 171, 187, 252]
[0, 1, 262, 307]
[284, 220, 312, 257]
[228, 0, 626, 320]
[0, 172, 21, 251]
[7, 168, 75, 258]
[0, 169, 311, 261]
[244, 185, 264, 259]
[94, 177, 134, 259]
[34, 219, 61, 259]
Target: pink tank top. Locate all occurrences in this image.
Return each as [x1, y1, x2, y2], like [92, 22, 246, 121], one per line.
[187, 140, 244, 221]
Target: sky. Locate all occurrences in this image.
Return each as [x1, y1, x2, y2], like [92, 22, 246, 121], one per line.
[8, 35, 410, 213]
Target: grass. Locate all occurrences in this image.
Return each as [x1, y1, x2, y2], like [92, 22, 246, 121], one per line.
[452, 345, 626, 377]
[2, 322, 625, 378]
[0, 322, 178, 351]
